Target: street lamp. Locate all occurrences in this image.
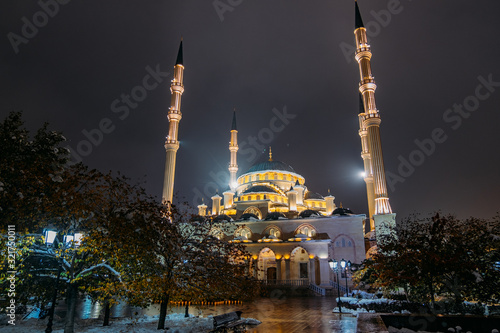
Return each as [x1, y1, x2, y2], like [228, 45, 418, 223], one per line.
[44, 229, 61, 333]
[43, 229, 82, 333]
[340, 259, 351, 297]
[44, 230, 57, 245]
[328, 259, 342, 313]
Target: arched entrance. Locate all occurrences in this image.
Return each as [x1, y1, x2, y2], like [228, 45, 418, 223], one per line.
[290, 247, 309, 280]
[267, 267, 277, 280]
[258, 247, 276, 281]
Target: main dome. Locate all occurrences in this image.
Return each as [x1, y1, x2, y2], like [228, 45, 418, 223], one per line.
[245, 160, 295, 174]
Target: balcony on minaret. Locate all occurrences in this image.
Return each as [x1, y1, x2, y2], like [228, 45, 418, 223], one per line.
[360, 77, 375, 85]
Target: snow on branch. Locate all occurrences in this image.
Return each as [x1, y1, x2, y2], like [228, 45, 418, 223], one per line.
[76, 263, 122, 282]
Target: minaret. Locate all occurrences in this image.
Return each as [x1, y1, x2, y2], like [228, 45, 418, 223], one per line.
[162, 39, 184, 205]
[358, 92, 376, 227]
[354, 1, 392, 221]
[228, 110, 238, 191]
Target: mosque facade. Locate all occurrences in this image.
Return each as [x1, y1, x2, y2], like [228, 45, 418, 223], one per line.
[161, 1, 396, 290]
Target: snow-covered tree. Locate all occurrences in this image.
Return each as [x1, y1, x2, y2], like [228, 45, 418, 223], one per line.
[355, 213, 500, 310]
[94, 199, 259, 330]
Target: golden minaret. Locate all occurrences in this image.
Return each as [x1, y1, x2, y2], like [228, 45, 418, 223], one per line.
[354, 1, 392, 229]
[162, 39, 184, 205]
[228, 110, 238, 191]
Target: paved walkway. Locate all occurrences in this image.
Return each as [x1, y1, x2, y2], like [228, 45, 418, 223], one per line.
[186, 297, 358, 333]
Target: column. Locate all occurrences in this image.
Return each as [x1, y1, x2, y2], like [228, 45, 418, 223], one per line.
[319, 258, 330, 285]
[284, 258, 291, 281]
[276, 258, 282, 281]
[309, 258, 316, 285]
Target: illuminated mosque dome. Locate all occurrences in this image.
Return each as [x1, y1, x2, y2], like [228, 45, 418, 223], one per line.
[246, 160, 296, 173]
[213, 149, 336, 220]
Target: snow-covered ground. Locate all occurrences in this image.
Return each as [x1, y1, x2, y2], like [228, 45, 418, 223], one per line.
[388, 327, 499, 333]
[1, 313, 261, 333]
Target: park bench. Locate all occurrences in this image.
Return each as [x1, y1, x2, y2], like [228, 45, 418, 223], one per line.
[211, 310, 246, 332]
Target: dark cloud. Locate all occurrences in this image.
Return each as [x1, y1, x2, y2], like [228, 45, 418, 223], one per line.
[2, 0, 499, 221]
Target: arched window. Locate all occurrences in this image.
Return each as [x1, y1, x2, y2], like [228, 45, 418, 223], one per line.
[296, 224, 317, 237]
[265, 226, 281, 238]
[235, 227, 252, 239]
[335, 237, 353, 247]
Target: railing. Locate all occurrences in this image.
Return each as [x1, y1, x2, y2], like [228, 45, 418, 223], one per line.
[308, 283, 326, 296]
[329, 280, 348, 294]
[260, 279, 309, 286]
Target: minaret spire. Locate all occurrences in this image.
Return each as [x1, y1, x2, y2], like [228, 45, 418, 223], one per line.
[354, 1, 392, 227]
[175, 38, 183, 65]
[162, 39, 185, 205]
[228, 109, 239, 191]
[355, 0, 364, 29]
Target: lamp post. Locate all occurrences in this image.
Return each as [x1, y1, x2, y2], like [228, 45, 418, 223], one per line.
[340, 259, 351, 297]
[44, 230, 60, 333]
[43, 230, 82, 333]
[328, 259, 342, 313]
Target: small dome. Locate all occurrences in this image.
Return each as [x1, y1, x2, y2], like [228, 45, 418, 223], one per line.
[238, 213, 260, 221]
[265, 212, 287, 220]
[214, 214, 233, 223]
[299, 210, 322, 218]
[332, 207, 354, 215]
[190, 215, 206, 222]
[245, 160, 295, 173]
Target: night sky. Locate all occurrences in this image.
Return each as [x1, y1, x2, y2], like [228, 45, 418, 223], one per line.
[2, 1, 500, 221]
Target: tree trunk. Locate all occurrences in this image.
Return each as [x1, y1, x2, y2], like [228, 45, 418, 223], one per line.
[185, 303, 189, 318]
[157, 293, 170, 330]
[103, 301, 110, 326]
[428, 279, 436, 311]
[64, 284, 78, 333]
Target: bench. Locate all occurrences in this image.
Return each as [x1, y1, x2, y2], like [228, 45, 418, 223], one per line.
[211, 311, 246, 332]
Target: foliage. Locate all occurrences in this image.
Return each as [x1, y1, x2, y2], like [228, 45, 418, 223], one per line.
[0, 111, 69, 232]
[0, 111, 259, 331]
[91, 199, 259, 329]
[354, 213, 500, 309]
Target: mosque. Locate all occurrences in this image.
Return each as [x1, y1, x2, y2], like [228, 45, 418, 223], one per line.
[161, 1, 396, 290]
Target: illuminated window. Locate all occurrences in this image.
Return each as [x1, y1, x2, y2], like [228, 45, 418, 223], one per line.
[235, 227, 252, 239]
[278, 173, 283, 180]
[267, 227, 281, 238]
[296, 225, 316, 237]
